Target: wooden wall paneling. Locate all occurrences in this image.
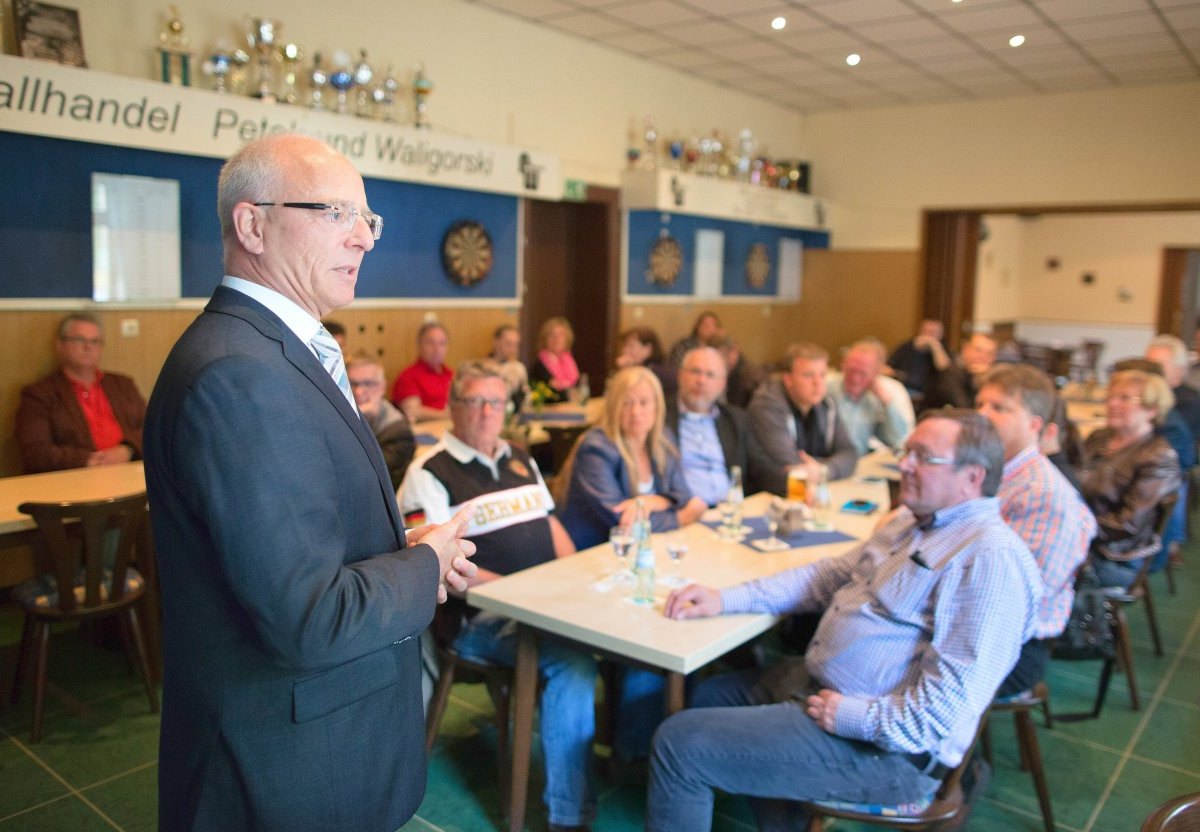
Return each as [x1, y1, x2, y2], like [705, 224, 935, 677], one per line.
[921, 211, 980, 349]
[1158, 248, 1197, 337]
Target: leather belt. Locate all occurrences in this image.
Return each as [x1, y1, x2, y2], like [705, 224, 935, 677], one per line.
[905, 751, 951, 781]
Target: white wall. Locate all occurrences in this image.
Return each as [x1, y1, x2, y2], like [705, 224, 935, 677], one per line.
[805, 82, 1200, 249]
[57, 0, 805, 185]
[974, 214, 1023, 326]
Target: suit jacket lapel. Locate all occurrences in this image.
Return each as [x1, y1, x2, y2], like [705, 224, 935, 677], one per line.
[206, 288, 405, 542]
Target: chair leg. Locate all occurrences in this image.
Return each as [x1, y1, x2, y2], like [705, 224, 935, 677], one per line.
[1142, 585, 1164, 657]
[30, 622, 51, 744]
[115, 610, 137, 675]
[804, 814, 824, 832]
[1015, 710, 1055, 832]
[1093, 658, 1115, 718]
[10, 616, 33, 705]
[126, 609, 159, 713]
[488, 676, 512, 819]
[424, 655, 458, 755]
[1164, 555, 1177, 596]
[1112, 607, 1140, 711]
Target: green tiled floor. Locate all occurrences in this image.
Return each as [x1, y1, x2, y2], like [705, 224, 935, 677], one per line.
[1, 543, 1198, 831]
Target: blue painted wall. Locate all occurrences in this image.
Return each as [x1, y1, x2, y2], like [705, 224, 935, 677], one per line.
[626, 210, 830, 297]
[0, 130, 518, 300]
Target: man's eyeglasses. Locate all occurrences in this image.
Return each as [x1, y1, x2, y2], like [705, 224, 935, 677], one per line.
[896, 447, 956, 467]
[253, 202, 384, 240]
[1105, 393, 1144, 405]
[61, 336, 104, 347]
[455, 396, 506, 411]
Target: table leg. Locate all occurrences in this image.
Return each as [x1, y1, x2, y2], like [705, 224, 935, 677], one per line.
[509, 623, 539, 832]
[666, 671, 685, 715]
[137, 516, 162, 681]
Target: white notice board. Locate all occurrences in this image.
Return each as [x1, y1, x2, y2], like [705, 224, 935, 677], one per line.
[778, 238, 803, 301]
[92, 173, 181, 302]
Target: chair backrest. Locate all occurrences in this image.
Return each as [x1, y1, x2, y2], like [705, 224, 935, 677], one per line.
[1131, 492, 1181, 592]
[1141, 790, 1200, 832]
[18, 492, 148, 614]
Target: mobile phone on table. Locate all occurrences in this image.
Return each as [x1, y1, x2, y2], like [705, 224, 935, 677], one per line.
[841, 499, 878, 514]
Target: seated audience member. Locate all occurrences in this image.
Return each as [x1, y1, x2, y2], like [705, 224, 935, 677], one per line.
[392, 322, 453, 422]
[398, 360, 596, 832]
[647, 411, 1042, 831]
[667, 346, 772, 506]
[322, 319, 348, 351]
[923, 331, 998, 412]
[529, 316, 580, 405]
[615, 326, 676, 399]
[827, 338, 915, 455]
[16, 313, 146, 473]
[668, 311, 723, 367]
[1041, 395, 1085, 492]
[748, 342, 858, 496]
[558, 366, 705, 550]
[976, 365, 1096, 696]
[347, 355, 415, 490]
[888, 318, 951, 401]
[713, 335, 768, 409]
[1147, 334, 1200, 441]
[1080, 370, 1181, 589]
[1188, 330, 1200, 390]
[489, 323, 528, 409]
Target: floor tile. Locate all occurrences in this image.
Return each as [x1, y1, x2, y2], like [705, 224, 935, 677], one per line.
[1041, 664, 1144, 751]
[1132, 698, 1200, 773]
[0, 794, 115, 831]
[1163, 651, 1200, 704]
[81, 763, 157, 832]
[0, 739, 69, 818]
[1090, 757, 1200, 832]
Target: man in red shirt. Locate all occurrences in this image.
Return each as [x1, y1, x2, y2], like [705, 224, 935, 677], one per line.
[391, 322, 454, 422]
[15, 313, 146, 473]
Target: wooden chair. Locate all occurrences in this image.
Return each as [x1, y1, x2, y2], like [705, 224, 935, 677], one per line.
[9, 493, 158, 743]
[1141, 791, 1200, 832]
[800, 717, 989, 831]
[424, 603, 514, 814]
[981, 681, 1055, 832]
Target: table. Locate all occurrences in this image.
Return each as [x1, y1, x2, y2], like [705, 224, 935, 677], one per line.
[0, 463, 160, 679]
[1067, 400, 1107, 439]
[469, 478, 888, 832]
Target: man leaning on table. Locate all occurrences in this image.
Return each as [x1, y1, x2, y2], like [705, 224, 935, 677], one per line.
[144, 134, 477, 832]
[976, 364, 1096, 696]
[15, 312, 146, 473]
[399, 358, 598, 832]
[646, 410, 1042, 831]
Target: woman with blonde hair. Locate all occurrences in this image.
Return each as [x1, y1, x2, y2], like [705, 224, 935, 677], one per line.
[559, 366, 705, 550]
[1080, 369, 1181, 589]
[529, 316, 580, 405]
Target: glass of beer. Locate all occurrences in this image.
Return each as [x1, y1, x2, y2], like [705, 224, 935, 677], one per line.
[787, 467, 808, 502]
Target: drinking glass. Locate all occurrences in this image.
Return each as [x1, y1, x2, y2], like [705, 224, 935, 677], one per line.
[765, 501, 786, 547]
[811, 485, 833, 531]
[662, 539, 689, 587]
[716, 501, 736, 539]
[609, 526, 635, 584]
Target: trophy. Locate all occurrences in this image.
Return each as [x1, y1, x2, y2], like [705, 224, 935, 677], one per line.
[245, 17, 281, 102]
[640, 116, 658, 171]
[157, 5, 193, 86]
[376, 66, 399, 122]
[308, 51, 328, 110]
[202, 38, 236, 94]
[412, 63, 433, 129]
[278, 42, 302, 105]
[353, 49, 374, 118]
[736, 128, 755, 183]
[328, 50, 355, 114]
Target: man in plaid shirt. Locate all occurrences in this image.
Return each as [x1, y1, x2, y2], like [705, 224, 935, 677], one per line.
[977, 364, 1097, 696]
[646, 411, 1042, 831]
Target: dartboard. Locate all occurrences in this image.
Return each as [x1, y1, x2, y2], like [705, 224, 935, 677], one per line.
[745, 243, 771, 288]
[441, 220, 494, 286]
[647, 235, 683, 287]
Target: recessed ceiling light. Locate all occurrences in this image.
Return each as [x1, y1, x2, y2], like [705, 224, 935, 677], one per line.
[771, 16, 786, 30]
[846, 53, 861, 66]
[951, 0, 963, 4]
[1009, 34, 1025, 47]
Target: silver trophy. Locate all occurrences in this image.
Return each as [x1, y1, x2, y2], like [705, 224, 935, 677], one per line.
[376, 66, 399, 122]
[202, 37, 236, 94]
[279, 42, 302, 105]
[308, 51, 328, 110]
[353, 49, 374, 118]
[412, 63, 433, 129]
[328, 50, 356, 115]
[245, 17, 281, 102]
[157, 5, 193, 86]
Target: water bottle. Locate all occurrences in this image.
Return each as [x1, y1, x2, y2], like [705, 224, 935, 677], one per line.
[725, 465, 744, 534]
[577, 373, 590, 405]
[632, 498, 656, 604]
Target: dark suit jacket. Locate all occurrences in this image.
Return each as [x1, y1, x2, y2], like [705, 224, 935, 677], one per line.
[144, 287, 440, 831]
[15, 370, 146, 473]
[922, 362, 977, 412]
[665, 399, 773, 497]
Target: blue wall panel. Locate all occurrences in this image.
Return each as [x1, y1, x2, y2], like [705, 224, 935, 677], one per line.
[0, 130, 518, 300]
[626, 210, 830, 298]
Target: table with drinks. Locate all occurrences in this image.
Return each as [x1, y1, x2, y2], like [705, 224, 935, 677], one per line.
[468, 473, 890, 832]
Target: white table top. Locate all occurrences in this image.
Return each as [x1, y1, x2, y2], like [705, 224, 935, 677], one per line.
[468, 480, 888, 675]
[0, 463, 147, 536]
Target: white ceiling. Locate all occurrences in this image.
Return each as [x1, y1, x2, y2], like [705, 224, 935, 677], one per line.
[470, 0, 1200, 112]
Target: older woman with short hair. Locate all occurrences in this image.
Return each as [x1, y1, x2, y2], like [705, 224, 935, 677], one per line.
[529, 316, 580, 405]
[1080, 369, 1181, 589]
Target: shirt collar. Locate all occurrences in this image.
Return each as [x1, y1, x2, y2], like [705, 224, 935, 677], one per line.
[222, 275, 321, 345]
[678, 399, 719, 421]
[919, 496, 998, 531]
[444, 429, 510, 467]
[1003, 442, 1041, 479]
[65, 369, 104, 392]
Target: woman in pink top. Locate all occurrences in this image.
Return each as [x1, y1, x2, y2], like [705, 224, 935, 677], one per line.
[529, 316, 579, 405]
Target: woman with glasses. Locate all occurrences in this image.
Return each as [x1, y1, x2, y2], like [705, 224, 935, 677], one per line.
[1079, 370, 1181, 589]
[557, 366, 705, 550]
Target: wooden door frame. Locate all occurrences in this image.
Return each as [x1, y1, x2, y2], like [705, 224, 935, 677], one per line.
[920, 201, 1200, 348]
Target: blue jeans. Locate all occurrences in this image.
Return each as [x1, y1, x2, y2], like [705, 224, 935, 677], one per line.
[646, 667, 940, 832]
[1091, 553, 1143, 590]
[1152, 481, 1188, 571]
[453, 612, 598, 827]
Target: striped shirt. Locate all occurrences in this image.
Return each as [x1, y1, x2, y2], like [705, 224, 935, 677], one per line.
[999, 443, 1096, 639]
[722, 497, 1042, 767]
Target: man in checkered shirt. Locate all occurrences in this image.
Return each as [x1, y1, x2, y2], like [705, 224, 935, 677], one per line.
[646, 410, 1043, 831]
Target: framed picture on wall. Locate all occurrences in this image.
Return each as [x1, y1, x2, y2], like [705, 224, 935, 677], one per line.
[14, 0, 87, 67]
